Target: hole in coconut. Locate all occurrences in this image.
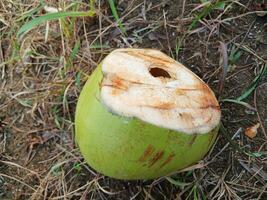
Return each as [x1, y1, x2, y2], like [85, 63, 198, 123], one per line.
[149, 67, 171, 78]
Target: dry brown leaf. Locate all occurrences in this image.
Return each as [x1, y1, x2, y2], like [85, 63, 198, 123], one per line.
[245, 123, 260, 138]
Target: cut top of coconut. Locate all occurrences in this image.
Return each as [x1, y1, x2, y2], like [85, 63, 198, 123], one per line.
[100, 48, 221, 134]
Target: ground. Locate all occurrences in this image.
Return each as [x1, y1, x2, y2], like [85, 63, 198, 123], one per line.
[0, 0, 267, 199]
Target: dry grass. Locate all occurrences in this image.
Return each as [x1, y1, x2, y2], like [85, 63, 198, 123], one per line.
[0, 0, 266, 199]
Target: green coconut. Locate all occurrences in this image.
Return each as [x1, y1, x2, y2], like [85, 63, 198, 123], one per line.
[75, 48, 221, 180]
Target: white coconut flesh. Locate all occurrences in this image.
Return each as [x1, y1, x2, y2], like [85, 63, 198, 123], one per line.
[100, 49, 221, 134]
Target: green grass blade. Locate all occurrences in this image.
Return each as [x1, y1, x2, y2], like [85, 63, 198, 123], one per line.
[90, 0, 95, 11]
[193, 186, 198, 200]
[107, 0, 126, 33]
[15, 1, 45, 22]
[189, 1, 226, 30]
[75, 71, 81, 89]
[221, 99, 255, 110]
[89, 43, 110, 49]
[17, 11, 94, 38]
[70, 40, 81, 61]
[189, 6, 209, 30]
[166, 177, 191, 189]
[236, 65, 267, 101]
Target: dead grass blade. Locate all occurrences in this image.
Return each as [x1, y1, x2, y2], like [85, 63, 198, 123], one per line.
[239, 160, 267, 182]
[218, 41, 229, 95]
[0, 172, 37, 192]
[0, 160, 40, 178]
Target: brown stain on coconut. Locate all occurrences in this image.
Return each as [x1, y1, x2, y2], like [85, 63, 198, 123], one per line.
[138, 144, 155, 162]
[175, 89, 187, 96]
[138, 145, 166, 167]
[160, 153, 175, 168]
[148, 150, 165, 167]
[111, 77, 129, 91]
[188, 134, 197, 146]
[174, 83, 220, 112]
[144, 102, 176, 110]
[124, 50, 174, 66]
[199, 84, 220, 108]
[101, 75, 130, 95]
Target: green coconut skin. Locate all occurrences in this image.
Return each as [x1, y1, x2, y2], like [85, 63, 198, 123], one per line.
[75, 65, 219, 180]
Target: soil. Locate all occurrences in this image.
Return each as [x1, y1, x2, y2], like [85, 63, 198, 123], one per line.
[0, 0, 266, 199]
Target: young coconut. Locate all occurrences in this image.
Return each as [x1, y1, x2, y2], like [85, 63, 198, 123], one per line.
[75, 48, 221, 180]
